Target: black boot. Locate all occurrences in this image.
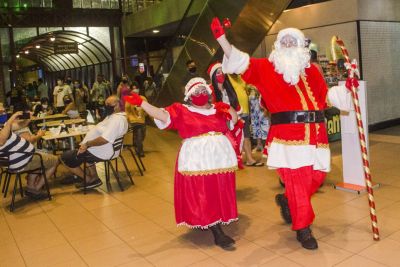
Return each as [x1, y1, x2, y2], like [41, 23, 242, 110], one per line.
[275, 194, 292, 224]
[209, 224, 235, 249]
[296, 227, 318, 250]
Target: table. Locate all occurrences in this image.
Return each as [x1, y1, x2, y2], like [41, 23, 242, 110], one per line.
[37, 118, 86, 128]
[31, 114, 68, 121]
[42, 125, 94, 150]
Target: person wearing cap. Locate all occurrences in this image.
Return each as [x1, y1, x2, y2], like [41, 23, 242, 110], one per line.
[125, 77, 239, 249]
[211, 18, 356, 250]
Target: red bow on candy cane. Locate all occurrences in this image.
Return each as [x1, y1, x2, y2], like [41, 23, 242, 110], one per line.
[344, 59, 360, 91]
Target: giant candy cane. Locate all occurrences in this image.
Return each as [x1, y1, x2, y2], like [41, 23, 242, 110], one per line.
[335, 37, 380, 241]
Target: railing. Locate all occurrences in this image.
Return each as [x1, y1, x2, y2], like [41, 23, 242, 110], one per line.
[72, 0, 119, 9]
[1, 0, 53, 8]
[121, 0, 162, 13]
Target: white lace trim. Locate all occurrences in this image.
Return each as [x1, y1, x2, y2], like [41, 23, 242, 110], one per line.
[183, 104, 216, 115]
[176, 218, 238, 229]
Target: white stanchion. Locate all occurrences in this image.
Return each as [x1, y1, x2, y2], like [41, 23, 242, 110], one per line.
[334, 81, 380, 193]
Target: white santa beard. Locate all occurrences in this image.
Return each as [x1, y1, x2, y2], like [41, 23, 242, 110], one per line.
[269, 47, 311, 85]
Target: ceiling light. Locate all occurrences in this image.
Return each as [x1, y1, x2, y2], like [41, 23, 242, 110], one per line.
[35, 44, 40, 49]
[24, 50, 29, 54]
[152, 29, 160, 33]
[50, 37, 55, 42]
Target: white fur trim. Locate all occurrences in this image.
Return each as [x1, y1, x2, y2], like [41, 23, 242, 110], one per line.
[266, 142, 331, 172]
[208, 62, 222, 79]
[328, 85, 353, 112]
[222, 46, 250, 75]
[178, 133, 237, 173]
[184, 77, 212, 101]
[153, 109, 171, 129]
[177, 218, 238, 229]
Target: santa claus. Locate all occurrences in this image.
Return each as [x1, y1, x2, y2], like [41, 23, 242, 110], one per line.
[211, 18, 354, 250]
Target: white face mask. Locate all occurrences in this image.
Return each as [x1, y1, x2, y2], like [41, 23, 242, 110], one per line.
[133, 89, 139, 94]
[57, 81, 63, 86]
[42, 104, 48, 109]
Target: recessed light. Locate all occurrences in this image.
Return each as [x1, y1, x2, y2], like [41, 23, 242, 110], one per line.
[152, 29, 160, 33]
[24, 50, 29, 54]
[35, 44, 40, 49]
[16, 54, 20, 58]
[50, 37, 55, 42]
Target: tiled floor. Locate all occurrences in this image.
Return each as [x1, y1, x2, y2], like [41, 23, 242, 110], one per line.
[1, 125, 400, 267]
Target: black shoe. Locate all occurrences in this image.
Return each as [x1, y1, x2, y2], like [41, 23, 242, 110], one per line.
[138, 152, 145, 157]
[210, 224, 235, 249]
[275, 194, 292, 224]
[24, 190, 49, 200]
[60, 175, 83, 185]
[76, 178, 103, 190]
[296, 227, 318, 250]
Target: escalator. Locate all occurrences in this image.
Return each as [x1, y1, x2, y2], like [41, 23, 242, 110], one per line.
[154, 0, 292, 106]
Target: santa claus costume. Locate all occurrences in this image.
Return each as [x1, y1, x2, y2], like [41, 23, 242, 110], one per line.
[125, 77, 239, 249]
[211, 18, 354, 250]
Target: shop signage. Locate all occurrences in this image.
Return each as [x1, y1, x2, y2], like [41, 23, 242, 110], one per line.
[54, 42, 78, 54]
[325, 107, 341, 142]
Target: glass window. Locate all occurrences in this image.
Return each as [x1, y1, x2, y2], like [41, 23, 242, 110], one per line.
[88, 27, 111, 52]
[13, 28, 37, 48]
[38, 27, 62, 35]
[72, 0, 82, 8]
[0, 28, 10, 62]
[64, 27, 88, 35]
[91, 0, 101, 8]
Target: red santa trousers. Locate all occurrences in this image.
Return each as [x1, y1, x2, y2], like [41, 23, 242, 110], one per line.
[277, 166, 326, 230]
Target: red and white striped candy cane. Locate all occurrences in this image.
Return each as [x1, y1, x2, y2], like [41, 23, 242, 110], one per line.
[336, 37, 380, 241]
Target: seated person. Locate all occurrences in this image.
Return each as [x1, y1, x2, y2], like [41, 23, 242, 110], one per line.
[125, 86, 147, 157]
[60, 96, 128, 189]
[0, 111, 59, 199]
[62, 95, 80, 119]
[33, 97, 56, 116]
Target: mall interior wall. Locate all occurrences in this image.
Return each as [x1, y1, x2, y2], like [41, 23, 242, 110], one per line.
[255, 0, 400, 126]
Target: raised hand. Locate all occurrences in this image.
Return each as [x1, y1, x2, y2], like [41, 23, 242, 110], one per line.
[211, 17, 225, 39]
[124, 93, 143, 106]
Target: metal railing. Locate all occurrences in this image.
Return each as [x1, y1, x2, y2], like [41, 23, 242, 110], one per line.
[121, 0, 162, 13]
[1, 0, 53, 8]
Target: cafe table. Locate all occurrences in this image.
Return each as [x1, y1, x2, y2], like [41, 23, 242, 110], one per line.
[37, 118, 86, 128]
[41, 125, 94, 151]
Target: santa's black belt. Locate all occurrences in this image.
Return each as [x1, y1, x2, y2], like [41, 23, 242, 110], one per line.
[271, 110, 325, 125]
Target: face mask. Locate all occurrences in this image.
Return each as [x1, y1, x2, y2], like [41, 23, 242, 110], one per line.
[57, 81, 62, 86]
[74, 84, 80, 88]
[216, 73, 225, 84]
[66, 80, 72, 84]
[191, 93, 209, 106]
[122, 79, 128, 84]
[188, 67, 197, 74]
[132, 89, 139, 94]
[42, 104, 48, 109]
[105, 105, 115, 116]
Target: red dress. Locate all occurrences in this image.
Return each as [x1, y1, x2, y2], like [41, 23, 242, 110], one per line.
[154, 103, 238, 228]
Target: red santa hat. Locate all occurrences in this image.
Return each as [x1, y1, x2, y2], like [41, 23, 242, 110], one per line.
[207, 62, 222, 79]
[275, 28, 306, 49]
[184, 77, 212, 101]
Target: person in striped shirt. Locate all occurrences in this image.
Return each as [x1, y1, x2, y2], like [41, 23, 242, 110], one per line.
[0, 111, 58, 199]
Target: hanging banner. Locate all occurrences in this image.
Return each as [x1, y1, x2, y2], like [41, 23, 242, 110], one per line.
[54, 42, 78, 54]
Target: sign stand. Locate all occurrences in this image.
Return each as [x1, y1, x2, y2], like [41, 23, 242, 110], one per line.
[334, 81, 380, 194]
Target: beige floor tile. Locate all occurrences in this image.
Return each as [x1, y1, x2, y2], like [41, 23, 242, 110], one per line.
[100, 210, 148, 229]
[359, 238, 400, 267]
[113, 220, 164, 243]
[0, 255, 26, 267]
[320, 226, 377, 253]
[0, 242, 23, 261]
[285, 241, 352, 266]
[126, 230, 178, 255]
[258, 256, 302, 267]
[17, 230, 68, 256]
[117, 258, 154, 267]
[334, 255, 386, 267]
[71, 231, 124, 255]
[145, 240, 209, 267]
[212, 242, 278, 267]
[60, 221, 110, 242]
[89, 203, 133, 220]
[188, 258, 225, 267]
[23, 243, 81, 267]
[50, 258, 88, 267]
[82, 243, 141, 267]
